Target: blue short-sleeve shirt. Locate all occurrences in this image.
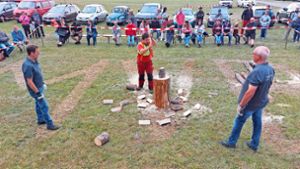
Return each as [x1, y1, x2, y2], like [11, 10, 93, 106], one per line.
[22, 57, 44, 94]
[238, 63, 275, 111]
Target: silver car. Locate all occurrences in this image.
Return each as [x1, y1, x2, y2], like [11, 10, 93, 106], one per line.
[76, 4, 108, 24]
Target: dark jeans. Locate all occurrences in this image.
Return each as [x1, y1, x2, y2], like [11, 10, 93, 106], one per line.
[166, 31, 174, 45]
[59, 33, 70, 44]
[260, 28, 268, 38]
[234, 34, 240, 44]
[222, 33, 232, 44]
[29, 87, 54, 127]
[0, 42, 15, 57]
[151, 30, 161, 40]
[293, 30, 300, 42]
[22, 24, 31, 38]
[227, 107, 264, 149]
[35, 24, 45, 38]
[87, 35, 97, 46]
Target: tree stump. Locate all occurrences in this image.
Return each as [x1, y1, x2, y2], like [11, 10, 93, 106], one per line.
[154, 76, 170, 109]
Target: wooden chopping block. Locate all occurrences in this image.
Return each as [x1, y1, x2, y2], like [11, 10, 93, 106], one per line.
[94, 132, 110, 146]
[154, 76, 170, 109]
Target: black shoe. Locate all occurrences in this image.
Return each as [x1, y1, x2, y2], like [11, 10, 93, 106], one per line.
[250, 45, 254, 48]
[47, 125, 60, 131]
[219, 141, 236, 149]
[245, 142, 257, 152]
[37, 121, 46, 125]
[198, 44, 201, 48]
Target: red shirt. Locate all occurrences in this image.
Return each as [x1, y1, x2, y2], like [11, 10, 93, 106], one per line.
[137, 42, 153, 63]
[125, 23, 137, 36]
[176, 12, 185, 26]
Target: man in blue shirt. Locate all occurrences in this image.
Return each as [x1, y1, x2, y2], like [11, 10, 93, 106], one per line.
[11, 26, 28, 52]
[220, 46, 275, 152]
[22, 45, 59, 130]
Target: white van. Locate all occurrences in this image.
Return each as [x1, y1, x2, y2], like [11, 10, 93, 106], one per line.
[237, 0, 257, 8]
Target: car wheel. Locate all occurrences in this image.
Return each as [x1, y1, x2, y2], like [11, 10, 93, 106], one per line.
[95, 17, 99, 24]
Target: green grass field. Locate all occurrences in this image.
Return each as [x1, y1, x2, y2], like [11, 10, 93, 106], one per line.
[1, 0, 300, 168]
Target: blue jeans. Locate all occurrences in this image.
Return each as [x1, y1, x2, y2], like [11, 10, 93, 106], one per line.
[0, 42, 15, 57]
[87, 35, 97, 46]
[151, 30, 161, 40]
[215, 34, 223, 45]
[196, 34, 203, 44]
[184, 34, 191, 46]
[293, 30, 300, 42]
[227, 108, 264, 149]
[260, 28, 267, 38]
[127, 36, 135, 46]
[30, 87, 53, 127]
[166, 31, 174, 44]
[222, 33, 232, 44]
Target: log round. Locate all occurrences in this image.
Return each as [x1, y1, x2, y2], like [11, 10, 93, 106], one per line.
[94, 132, 110, 147]
[153, 76, 170, 109]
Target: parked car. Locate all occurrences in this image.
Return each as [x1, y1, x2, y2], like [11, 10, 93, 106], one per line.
[76, 4, 108, 24]
[173, 8, 195, 27]
[237, 0, 257, 8]
[277, 2, 300, 24]
[43, 4, 80, 24]
[252, 6, 275, 27]
[13, 0, 54, 20]
[135, 3, 165, 26]
[219, 0, 233, 8]
[0, 2, 17, 22]
[207, 6, 232, 27]
[106, 6, 129, 26]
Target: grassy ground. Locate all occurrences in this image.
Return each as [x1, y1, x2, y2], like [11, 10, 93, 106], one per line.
[1, 0, 300, 168]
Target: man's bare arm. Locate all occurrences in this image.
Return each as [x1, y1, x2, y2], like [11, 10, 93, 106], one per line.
[239, 84, 258, 108]
[26, 78, 39, 93]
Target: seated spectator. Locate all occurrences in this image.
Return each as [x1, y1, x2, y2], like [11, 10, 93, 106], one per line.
[0, 30, 15, 58]
[11, 26, 28, 52]
[70, 21, 83, 45]
[139, 20, 150, 35]
[222, 20, 232, 46]
[233, 22, 240, 45]
[165, 17, 175, 48]
[194, 20, 205, 48]
[0, 48, 5, 62]
[161, 17, 168, 41]
[245, 17, 257, 48]
[55, 18, 70, 47]
[259, 11, 271, 40]
[150, 18, 161, 40]
[212, 19, 223, 46]
[125, 20, 137, 47]
[112, 21, 121, 46]
[182, 21, 193, 48]
[86, 20, 98, 46]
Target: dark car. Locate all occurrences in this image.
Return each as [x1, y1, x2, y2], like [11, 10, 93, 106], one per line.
[135, 3, 165, 26]
[0, 2, 17, 22]
[106, 6, 130, 26]
[207, 6, 232, 28]
[42, 4, 80, 24]
[277, 3, 300, 24]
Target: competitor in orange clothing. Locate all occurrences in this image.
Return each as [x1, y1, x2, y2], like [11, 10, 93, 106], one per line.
[136, 33, 156, 92]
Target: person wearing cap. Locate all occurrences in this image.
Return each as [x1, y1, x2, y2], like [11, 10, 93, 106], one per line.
[22, 45, 60, 130]
[220, 46, 275, 152]
[245, 17, 257, 48]
[291, 13, 300, 43]
[241, 5, 254, 35]
[259, 11, 271, 40]
[195, 6, 205, 23]
[136, 33, 156, 92]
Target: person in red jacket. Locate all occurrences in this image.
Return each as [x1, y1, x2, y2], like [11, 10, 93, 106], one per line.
[136, 33, 156, 92]
[176, 9, 185, 33]
[125, 20, 137, 47]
